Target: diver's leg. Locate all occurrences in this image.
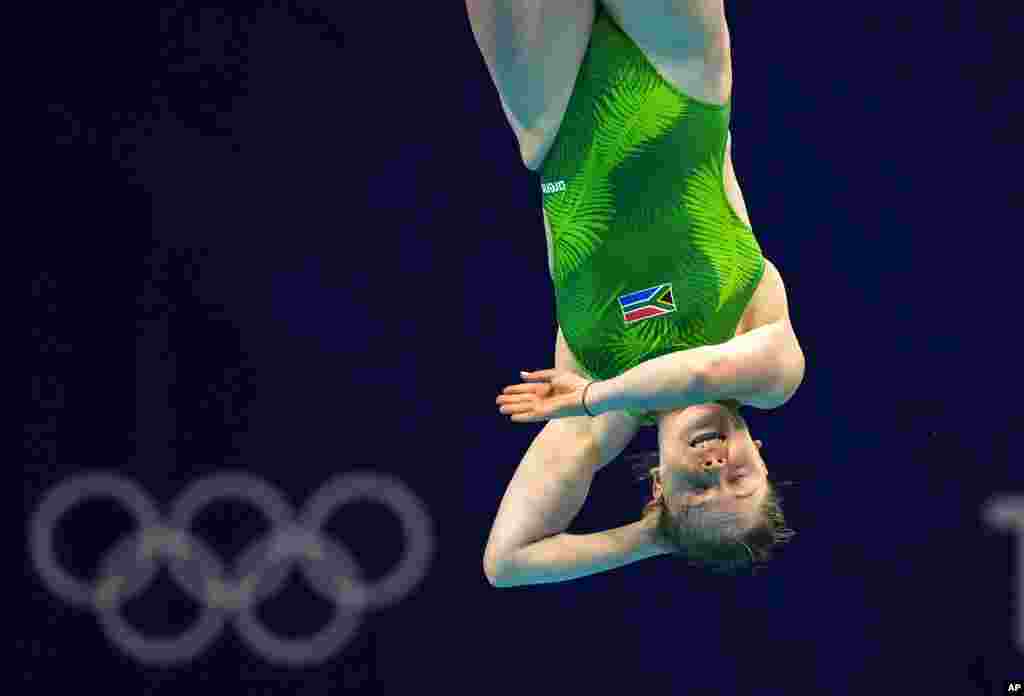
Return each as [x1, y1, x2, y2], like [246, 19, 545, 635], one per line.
[464, 0, 595, 168]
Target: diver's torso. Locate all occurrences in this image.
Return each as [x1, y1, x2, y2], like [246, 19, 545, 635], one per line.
[542, 211, 757, 341]
[516, 3, 758, 341]
[479, 1, 767, 383]
[538, 5, 766, 388]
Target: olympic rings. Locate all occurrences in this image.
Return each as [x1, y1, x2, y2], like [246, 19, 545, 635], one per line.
[29, 471, 434, 666]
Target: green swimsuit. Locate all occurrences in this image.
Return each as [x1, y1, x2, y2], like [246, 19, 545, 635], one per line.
[539, 8, 765, 426]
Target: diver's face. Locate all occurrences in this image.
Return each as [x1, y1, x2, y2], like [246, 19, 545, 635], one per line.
[655, 402, 769, 537]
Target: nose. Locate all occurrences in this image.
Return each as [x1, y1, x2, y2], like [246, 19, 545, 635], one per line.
[701, 455, 725, 469]
[699, 441, 727, 469]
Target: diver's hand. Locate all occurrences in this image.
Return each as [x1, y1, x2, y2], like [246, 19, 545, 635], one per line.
[639, 512, 676, 556]
[496, 369, 594, 423]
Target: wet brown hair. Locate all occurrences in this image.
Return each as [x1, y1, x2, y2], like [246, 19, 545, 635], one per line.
[629, 451, 796, 576]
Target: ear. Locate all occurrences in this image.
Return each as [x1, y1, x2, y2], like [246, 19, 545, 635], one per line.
[650, 467, 663, 500]
[755, 440, 763, 449]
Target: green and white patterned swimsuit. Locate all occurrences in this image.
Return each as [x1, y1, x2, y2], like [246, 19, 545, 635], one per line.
[539, 7, 766, 426]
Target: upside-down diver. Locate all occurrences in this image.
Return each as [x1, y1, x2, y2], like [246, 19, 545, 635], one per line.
[466, 1, 806, 584]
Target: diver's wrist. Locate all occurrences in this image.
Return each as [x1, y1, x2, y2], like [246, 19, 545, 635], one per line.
[585, 377, 624, 415]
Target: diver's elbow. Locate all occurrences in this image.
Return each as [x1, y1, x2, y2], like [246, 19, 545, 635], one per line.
[483, 550, 510, 588]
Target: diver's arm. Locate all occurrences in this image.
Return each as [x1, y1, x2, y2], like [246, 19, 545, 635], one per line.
[589, 261, 804, 412]
[485, 327, 647, 587]
[482, 419, 596, 586]
[483, 417, 665, 588]
[488, 517, 668, 587]
[482, 419, 666, 588]
[587, 318, 804, 413]
[484, 389, 653, 587]
[586, 347, 710, 415]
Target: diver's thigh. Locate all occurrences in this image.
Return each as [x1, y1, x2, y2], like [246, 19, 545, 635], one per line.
[464, 1, 594, 162]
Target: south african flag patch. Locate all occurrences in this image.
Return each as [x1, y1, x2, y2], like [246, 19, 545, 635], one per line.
[618, 283, 676, 324]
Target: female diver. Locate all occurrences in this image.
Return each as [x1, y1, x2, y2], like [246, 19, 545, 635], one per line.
[466, 1, 806, 585]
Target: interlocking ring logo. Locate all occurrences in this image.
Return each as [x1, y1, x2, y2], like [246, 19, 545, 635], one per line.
[29, 471, 434, 666]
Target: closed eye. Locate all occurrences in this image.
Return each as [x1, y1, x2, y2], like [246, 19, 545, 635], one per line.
[690, 431, 724, 447]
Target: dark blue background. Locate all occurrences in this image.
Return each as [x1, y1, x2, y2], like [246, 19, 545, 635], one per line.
[27, 2, 1021, 694]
